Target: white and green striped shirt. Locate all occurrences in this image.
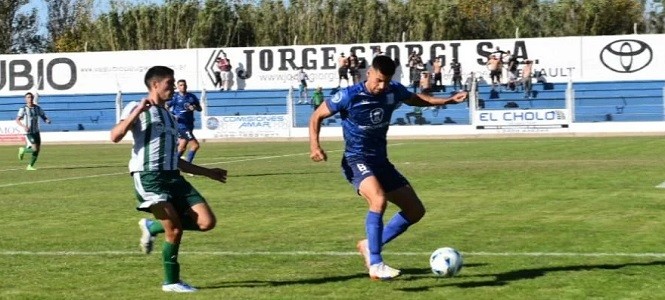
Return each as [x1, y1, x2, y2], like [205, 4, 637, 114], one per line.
[120, 101, 179, 172]
[17, 105, 47, 134]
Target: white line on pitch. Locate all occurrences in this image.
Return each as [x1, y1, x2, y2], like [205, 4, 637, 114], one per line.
[3, 250, 665, 258]
[0, 143, 406, 188]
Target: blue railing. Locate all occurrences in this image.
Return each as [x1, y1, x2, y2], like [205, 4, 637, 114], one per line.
[1, 80, 663, 132]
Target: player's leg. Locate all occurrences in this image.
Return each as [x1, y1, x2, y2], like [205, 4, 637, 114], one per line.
[19, 134, 35, 160]
[345, 159, 400, 279]
[374, 163, 424, 246]
[26, 134, 42, 170]
[177, 129, 189, 158]
[172, 175, 216, 232]
[186, 138, 200, 163]
[383, 184, 425, 245]
[358, 176, 401, 279]
[150, 202, 196, 292]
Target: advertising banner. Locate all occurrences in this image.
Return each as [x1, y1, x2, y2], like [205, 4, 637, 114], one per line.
[203, 115, 291, 138]
[0, 121, 26, 144]
[0, 34, 661, 95]
[473, 109, 571, 127]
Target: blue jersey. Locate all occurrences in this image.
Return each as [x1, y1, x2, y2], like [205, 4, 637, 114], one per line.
[325, 81, 414, 163]
[167, 92, 200, 129]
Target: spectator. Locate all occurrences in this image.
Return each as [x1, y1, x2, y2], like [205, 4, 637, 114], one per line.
[536, 68, 548, 83]
[486, 54, 502, 91]
[432, 57, 444, 89]
[297, 67, 311, 104]
[217, 54, 232, 91]
[522, 60, 534, 98]
[311, 87, 324, 110]
[450, 58, 463, 91]
[407, 51, 424, 91]
[507, 53, 519, 84]
[372, 46, 383, 58]
[464, 72, 476, 91]
[348, 51, 361, 84]
[405, 106, 423, 125]
[338, 53, 350, 88]
[16, 92, 51, 170]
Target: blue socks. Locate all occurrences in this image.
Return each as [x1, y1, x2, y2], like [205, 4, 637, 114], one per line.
[382, 212, 411, 245]
[366, 211, 384, 265]
[186, 150, 196, 163]
[366, 211, 413, 265]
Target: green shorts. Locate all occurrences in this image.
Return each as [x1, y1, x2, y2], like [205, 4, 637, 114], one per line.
[132, 171, 206, 213]
[26, 132, 41, 146]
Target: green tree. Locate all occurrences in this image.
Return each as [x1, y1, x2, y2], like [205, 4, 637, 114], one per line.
[0, 0, 45, 53]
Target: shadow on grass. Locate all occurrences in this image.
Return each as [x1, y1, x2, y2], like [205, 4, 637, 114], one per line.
[199, 273, 367, 289]
[397, 260, 665, 292]
[198, 264, 487, 289]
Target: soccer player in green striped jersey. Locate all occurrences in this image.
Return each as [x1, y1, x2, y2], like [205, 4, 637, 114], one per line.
[111, 66, 228, 293]
[16, 92, 51, 170]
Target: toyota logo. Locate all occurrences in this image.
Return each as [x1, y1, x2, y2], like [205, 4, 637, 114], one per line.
[599, 39, 652, 73]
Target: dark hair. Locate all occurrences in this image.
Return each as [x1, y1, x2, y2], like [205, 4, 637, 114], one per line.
[144, 66, 174, 89]
[25, 92, 34, 99]
[177, 79, 187, 84]
[371, 55, 397, 78]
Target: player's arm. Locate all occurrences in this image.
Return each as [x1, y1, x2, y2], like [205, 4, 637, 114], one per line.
[404, 91, 468, 107]
[15, 113, 27, 132]
[190, 96, 202, 112]
[178, 159, 227, 183]
[39, 108, 51, 124]
[110, 99, 150, 143]
[309, 102, 333, 162]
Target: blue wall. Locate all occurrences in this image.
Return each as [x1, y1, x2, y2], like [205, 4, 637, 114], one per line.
[1, 80, 662, 132]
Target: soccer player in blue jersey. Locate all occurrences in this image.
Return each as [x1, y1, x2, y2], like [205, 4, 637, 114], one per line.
[308, 55, 467, 280]
[166, 79, 201, 163]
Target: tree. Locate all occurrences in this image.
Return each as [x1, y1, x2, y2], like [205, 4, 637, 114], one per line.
[0, 0, 45, 53]
[47, 0, 94, 52]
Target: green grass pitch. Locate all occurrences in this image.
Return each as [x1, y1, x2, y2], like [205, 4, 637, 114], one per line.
[1, 136, 665, 299]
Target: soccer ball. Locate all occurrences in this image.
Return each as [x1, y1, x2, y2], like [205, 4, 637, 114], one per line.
[429, 247, 463, 277]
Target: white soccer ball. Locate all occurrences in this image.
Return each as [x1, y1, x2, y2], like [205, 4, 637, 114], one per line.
[429, 247, 463, 277]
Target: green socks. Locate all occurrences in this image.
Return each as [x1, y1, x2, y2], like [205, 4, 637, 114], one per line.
[148, 220, 165, 235]
[163, 242, 180, 284]
[29, 150, 39, 167]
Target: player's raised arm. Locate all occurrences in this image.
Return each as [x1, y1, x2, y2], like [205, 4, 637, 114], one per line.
[404, 90, 468, 107]
[309, 102, 333, 162]
[110, 98, 151, 143]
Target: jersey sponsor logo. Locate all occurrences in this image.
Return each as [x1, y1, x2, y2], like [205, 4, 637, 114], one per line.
[370, 108, 384, 124]
[599, 39, 652, 73]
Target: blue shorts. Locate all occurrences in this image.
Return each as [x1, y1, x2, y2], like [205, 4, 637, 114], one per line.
[177, 128, 196, 141]
[341, 157, 410, 193]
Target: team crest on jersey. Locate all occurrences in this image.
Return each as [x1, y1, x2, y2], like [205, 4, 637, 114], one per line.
[370, 108, 384, 124]
[386, 93, 395, 106]
[331, 92, 342, 103]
